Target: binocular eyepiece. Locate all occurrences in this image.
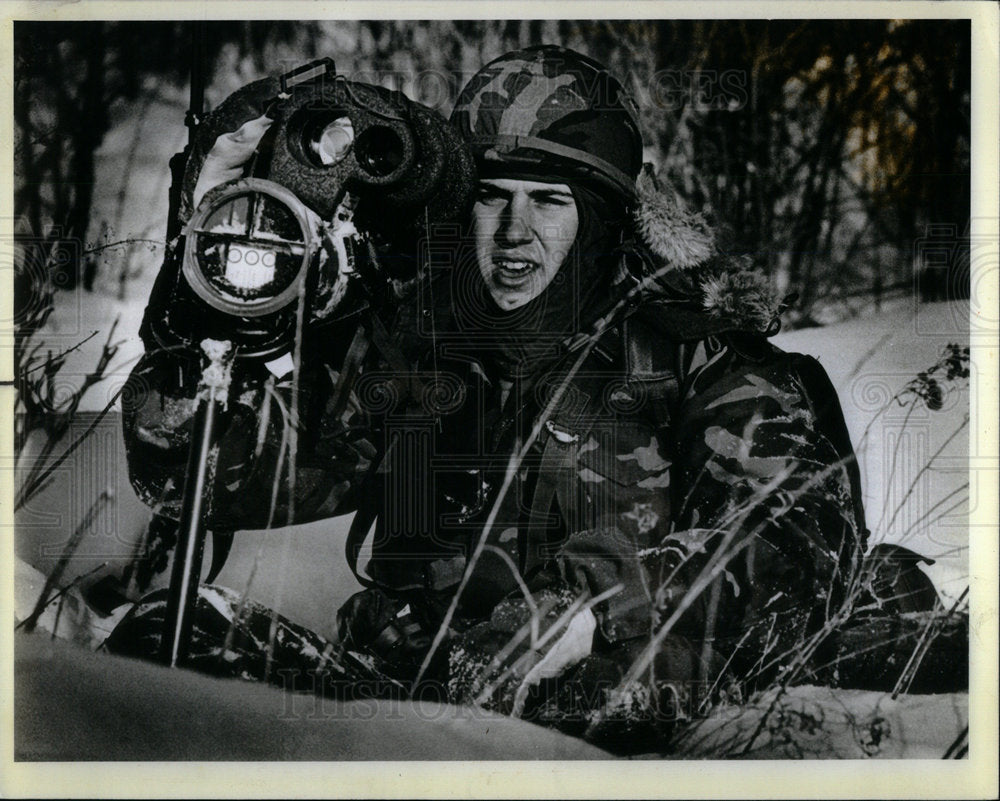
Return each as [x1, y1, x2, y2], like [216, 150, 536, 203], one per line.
[262, 58, 473, 222]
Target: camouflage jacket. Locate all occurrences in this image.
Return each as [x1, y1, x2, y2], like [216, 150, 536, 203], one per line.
[359, 287, 864, 655]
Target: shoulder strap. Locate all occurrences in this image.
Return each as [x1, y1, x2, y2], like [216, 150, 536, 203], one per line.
[368, 312, 427, 401]
[339, 315, 419, 591]
[620, 309, 683, 424]
[523, 424, 584, 575]
[340, 303, 437, 589]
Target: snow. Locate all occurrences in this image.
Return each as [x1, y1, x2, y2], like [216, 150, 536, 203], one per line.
[673, 684, 969, 759]
[15, 633, 611, 760]
[24, 96, 183, 415]
[14, 557, 129, 648]
[774, 299, 972, 600]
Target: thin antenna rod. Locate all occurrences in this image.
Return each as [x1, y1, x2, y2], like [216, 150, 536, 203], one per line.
[186, 21, 207, 147]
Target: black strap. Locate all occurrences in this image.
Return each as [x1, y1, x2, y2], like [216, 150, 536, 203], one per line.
[327, 322, 371, 422]
[523, 431, 580, 575]
[341, 318, 409, 590]
[369, 312, 426, 401]
[521, 357, 610, 575]
[341, 313, 426, 589]
[344, 451, 462, 594]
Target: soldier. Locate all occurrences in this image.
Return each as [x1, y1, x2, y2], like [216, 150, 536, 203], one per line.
[116, 46, 951, 753]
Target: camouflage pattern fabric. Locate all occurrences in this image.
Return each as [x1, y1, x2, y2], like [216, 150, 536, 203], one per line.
[122, 317, 381, 529]
[450, 45, 643, 198]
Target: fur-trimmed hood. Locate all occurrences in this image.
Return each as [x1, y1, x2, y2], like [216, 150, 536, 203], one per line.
[628, 165, 783, 337]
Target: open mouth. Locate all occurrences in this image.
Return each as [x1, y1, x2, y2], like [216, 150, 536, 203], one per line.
[491, 257, 539, 288]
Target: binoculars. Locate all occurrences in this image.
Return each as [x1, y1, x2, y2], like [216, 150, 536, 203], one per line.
[145, 58, 474, 360]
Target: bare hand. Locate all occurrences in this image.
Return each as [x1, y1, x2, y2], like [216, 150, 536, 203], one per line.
[510, 607, 596, 718]
[192, 114, 274, 207]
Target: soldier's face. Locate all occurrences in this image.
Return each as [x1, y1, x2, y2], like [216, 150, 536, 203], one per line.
[473, 178, 579, 310]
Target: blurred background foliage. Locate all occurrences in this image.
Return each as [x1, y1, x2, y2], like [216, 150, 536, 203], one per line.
[14, 18, 971, 347]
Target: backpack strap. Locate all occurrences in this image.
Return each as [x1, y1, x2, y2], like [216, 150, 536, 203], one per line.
[340, 315, 424, 591]
[621, 308, 684, 425]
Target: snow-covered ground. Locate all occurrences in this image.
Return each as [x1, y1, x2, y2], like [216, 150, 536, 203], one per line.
[14, 632, 967, 761]
[14, 633, 610, 760]
[17, 87, 185, 419]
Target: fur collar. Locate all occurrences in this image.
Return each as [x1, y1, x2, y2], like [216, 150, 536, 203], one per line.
[631, 165, 782, 336]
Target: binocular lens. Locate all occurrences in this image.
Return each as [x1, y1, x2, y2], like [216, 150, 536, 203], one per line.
[185, 185, 312, 317]
[315, 117, 355, 165]
[203, 196, 301, 300]
[296, 110, 355, 168]
[355, 125, 405, 178]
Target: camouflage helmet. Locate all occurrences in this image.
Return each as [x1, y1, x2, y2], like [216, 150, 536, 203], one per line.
[450, 45, 643, 201]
